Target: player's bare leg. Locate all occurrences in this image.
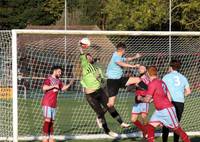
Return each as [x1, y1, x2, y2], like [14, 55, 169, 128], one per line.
[131, 114, 138, 123]
[126, 77, 140, 86]
[107, 96, 116, 108]
[141, 113, 148, 125]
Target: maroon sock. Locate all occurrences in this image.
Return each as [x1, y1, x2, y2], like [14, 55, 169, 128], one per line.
[173, 127, 190, 142]
[43, 121, 51, 135]
[50, 121, 54, 135]
[133, 120, 145, 132]
[146, 124, 155, 142]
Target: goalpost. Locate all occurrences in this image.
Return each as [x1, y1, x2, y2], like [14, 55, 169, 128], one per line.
[0, 30, 200, 141]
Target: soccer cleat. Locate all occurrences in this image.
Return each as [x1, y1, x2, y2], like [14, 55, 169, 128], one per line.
[96, 117, 103, 129]
[107, 131, 119, 138]
[120, 122, 130, 128]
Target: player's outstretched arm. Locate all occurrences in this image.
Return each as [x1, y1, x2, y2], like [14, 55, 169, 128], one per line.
[125, 53, 142, 62]
[61, 79, 74, 91]
[116, 61, 140, 68]
[126, 77, 141, 86]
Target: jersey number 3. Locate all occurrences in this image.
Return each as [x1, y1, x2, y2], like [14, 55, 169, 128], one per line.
[174, 76, 181, 86]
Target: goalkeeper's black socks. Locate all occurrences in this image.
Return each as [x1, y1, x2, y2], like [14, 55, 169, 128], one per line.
[102, 123, 110, 134]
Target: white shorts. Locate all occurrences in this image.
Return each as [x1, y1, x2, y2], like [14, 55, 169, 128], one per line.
[150, 106, 179, 128]
[132, 103, 149, 115]
[42, 106, 56, 120]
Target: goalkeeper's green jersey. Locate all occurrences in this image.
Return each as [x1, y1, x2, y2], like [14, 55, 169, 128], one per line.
[80, 54, 104, 90]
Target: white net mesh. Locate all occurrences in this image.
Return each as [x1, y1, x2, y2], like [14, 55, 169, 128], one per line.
[0, 31, 12, 139]
[1, 30, 200, 140]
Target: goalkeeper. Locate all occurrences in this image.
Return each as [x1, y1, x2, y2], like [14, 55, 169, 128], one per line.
[79, 45, 128, 137]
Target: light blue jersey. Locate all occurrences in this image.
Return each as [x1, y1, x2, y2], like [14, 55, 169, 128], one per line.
[106, 52, 126, 79]
[162, 71, 189, 103]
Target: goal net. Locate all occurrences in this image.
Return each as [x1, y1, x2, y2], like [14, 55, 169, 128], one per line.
[0, 30, 200, 141]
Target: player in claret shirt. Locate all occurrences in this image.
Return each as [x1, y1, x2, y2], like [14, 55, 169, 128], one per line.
[41, 65, 74, 142]
[137, 66, 190, 142]
[126, 65, 150, 138]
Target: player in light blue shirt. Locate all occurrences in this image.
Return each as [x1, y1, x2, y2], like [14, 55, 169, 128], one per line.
[162, 59, 191, 142]
[106, 42, 141, 109]
[163, 70, 189, 103]
[106, 52, 126, 79]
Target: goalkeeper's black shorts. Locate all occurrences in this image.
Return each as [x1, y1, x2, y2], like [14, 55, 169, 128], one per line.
[85, 88, 108, 116]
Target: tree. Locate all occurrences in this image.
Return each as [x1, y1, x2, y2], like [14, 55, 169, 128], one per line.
[172, 0, 200, 31]
[65, 0, 108, 29]
[1, 0, 200, 30]
[103, 0, 169, 30]
[0, 0, 29, 29]
[0, 0, 64, 29]
[43, 0, 64, 22]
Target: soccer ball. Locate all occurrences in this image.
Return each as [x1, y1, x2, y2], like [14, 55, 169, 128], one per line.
[80, 37, 91, 49]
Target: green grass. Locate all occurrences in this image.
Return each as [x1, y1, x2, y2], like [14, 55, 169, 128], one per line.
[21, 136, 200, 142]
[15, 91, 200, 141]
[67, 136, 200, 142]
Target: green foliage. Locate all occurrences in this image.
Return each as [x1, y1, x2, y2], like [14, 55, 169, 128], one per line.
[0, 0, 64, 29]
[43, 0, 64, 20]
[66, 0, 107, 29]
[0, 0, 28, 29]
[104, 0, 169, 30]
[172, 0, 200, 31]
[1, 0, 200, 30]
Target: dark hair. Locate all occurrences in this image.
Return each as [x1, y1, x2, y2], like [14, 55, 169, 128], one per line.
[147, 66, 157, 76]
[51, 65, 63, 72]
[170, 59, 181, 71]
[116, 42, 126, 50]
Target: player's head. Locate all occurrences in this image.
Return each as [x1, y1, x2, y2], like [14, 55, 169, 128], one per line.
[116, 42, 126, 55]
[169, 59, 181, 71]
[86, 53, 95, 64]
[138, 65, 146, 76]
[147, 66, 157, 78]
[51, 65, 63, 78]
